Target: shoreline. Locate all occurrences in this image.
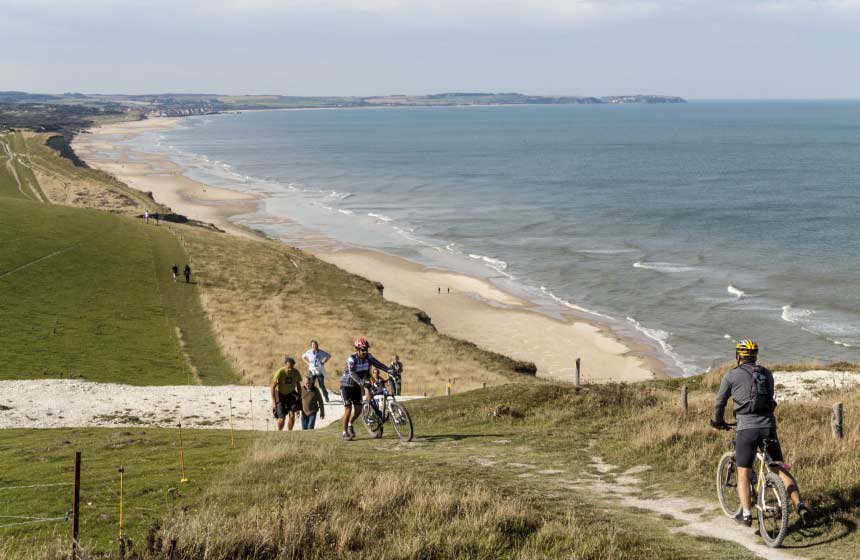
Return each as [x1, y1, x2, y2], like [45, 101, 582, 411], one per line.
[73, 117, 668, 383]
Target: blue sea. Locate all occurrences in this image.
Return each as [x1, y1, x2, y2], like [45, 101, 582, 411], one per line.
[128, 102, 860, 375]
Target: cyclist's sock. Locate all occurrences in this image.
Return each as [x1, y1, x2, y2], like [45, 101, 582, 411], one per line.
[796, 502, 806, 511]
[742, 509, 751, 517]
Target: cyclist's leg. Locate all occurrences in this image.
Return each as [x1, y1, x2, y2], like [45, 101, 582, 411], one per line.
[735, 429, 759, 512]
[766, 434, 802, 506]
[340, 386, 353, 433]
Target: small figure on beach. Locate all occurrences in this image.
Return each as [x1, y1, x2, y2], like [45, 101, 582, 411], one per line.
[144, 210, 149, 224]
[184, 264, 191, 283]
[447, 287, 450, 294]
[300, 376, 325, 430]
[271, 356, 303, 431]
[171, 264, 179, 282]
[437, 287, 441, 294]
[154, 212, 160, 225]
[389, 354, 404, 396]
[302, 340, 331, 402]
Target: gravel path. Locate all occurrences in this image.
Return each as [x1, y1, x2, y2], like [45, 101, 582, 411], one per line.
[0, 380, 419, 432]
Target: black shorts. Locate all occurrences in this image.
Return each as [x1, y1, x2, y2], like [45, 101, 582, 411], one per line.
[275, 393, 300, 418]
[340, 385, 363, 407]
[735, 427, 783, 469]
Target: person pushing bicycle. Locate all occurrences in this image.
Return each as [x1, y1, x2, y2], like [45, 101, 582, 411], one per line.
[339, 337, 393, 441]
[711, 339, 812, 527]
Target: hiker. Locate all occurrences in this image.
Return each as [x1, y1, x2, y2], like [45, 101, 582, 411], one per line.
[154, 212, 160, 225]
[437, 287, 441, 294]
[389, 354, 404, 395]
[184, 264, 191, 283]
[144, 210, 149, 224]
[271, 356, 302, 431]
[301, 340, 332, 402]
[300, 376, 325, 430]
[171, 264, 179, 282]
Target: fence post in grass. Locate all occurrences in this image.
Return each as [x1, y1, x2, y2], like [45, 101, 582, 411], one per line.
[177, 423, 189, 483]
[575, 358, 581, 387]
[446, 379, 451, 396]
[681, 385, 688, 415]
[228, 397, 235, 447]
[71, 451, 81, 560]
[117, 466, 125, 559]
[832, 402, 843, 439]
[482, 382, 486, 389]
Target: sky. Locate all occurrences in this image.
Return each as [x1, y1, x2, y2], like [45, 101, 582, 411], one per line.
[2, 0, 860, 98]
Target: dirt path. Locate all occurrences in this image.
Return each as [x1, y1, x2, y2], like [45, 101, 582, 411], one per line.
[0, 244, 79, 279]
[469, 439, 806, 560]
[0, 379, 421, 432]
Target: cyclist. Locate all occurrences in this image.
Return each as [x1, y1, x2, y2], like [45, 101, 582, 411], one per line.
[301, 340, 332, 402]
[711, 340, 812, 527]
[339, 337, 393, 441]
[389, 354, 404, 395]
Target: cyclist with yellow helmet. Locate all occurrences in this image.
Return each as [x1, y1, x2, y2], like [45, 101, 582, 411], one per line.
[711, 340, 812, 527]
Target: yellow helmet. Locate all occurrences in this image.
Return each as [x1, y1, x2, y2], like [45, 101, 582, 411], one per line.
[735, 339, 758, 359]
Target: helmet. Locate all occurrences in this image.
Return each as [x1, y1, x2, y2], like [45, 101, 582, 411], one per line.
[735, 339, 758, 359]
[354, 337, 370, 350]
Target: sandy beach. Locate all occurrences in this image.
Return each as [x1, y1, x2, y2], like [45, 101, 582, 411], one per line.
[75, 117, 664, 383]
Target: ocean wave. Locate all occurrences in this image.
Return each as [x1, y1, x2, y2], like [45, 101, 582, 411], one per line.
[337, 209, 354, 216]
[468, 253, 514, 279]
[539, 286, 615, 321]
[781, 305, 859, 348]
[781, 305, 813, 323]
[368, 212, 393, 222]
[633, 261, 697, 273]
[727, 284, 746, 299]
[625, 317, 696, 375]
[577, 248, 638, 255]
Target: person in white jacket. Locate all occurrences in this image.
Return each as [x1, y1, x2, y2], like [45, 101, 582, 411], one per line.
[302, 340, 331, 402]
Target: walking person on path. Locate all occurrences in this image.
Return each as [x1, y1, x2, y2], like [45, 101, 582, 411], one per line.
[301, 340, 332, 402]
[271, 356, 302, 431]
[144, 210, 149, 224]
[171, 264, 179, 282]
[184, 264, 191, 284]
[389, 354, 404, 396]
[300, 377, 325, 430]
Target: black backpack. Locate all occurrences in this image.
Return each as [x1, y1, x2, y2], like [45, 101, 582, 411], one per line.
[740, 364, 776, 415]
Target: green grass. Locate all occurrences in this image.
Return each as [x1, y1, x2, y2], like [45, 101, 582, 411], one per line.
[0, 428, 249, 557]
[0, 197, 234, 385]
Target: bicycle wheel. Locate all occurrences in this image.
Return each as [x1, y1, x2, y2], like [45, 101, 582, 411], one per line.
[716, 451, 742, 518]
[388, 401, 414, 442]
[361, 405, 384, 439]
[758, 471, 789, 548]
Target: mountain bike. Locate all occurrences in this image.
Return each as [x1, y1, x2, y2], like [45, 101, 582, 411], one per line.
[361, 382, 414, 442]
[715, 424, 790, 548]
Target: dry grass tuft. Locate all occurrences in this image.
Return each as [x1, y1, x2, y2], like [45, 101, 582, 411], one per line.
[178, 225, 534, 395]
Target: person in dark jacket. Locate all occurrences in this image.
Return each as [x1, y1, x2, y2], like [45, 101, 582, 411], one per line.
[300, 377, 325, 430]
[711, 339, 812, 527]
[184, 264, 191, 283]
[338, 337, 392, 441]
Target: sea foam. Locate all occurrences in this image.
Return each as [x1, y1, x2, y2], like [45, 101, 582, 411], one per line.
[727, 284, 746, 299]
[633, 261, 697, 273]
[626, 317, 696, 375]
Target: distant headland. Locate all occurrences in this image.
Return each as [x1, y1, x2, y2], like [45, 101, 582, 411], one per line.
[0, 90, 686, 124]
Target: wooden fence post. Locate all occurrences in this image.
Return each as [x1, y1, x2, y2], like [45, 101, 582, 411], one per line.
[681, 386, 688, 414]
[832, 402, 843, 439]
[71, 451, 81, 560]
[445, 379, 451, 396]
[575, 358, 581, 387]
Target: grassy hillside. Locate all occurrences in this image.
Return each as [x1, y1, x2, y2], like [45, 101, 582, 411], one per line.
[1, 132, 47, 201]
[0, 428, 248, 557]
[0, 197, 233, 384]
[176, 225, 538, 395]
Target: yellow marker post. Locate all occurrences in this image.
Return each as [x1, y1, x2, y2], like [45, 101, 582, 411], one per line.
[117, 466, 125, 540]
[228, 397, 235, 447]
[177, 423, 189, 483]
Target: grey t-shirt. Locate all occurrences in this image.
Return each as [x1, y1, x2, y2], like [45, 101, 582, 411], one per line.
[713, 363, 777, 431]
